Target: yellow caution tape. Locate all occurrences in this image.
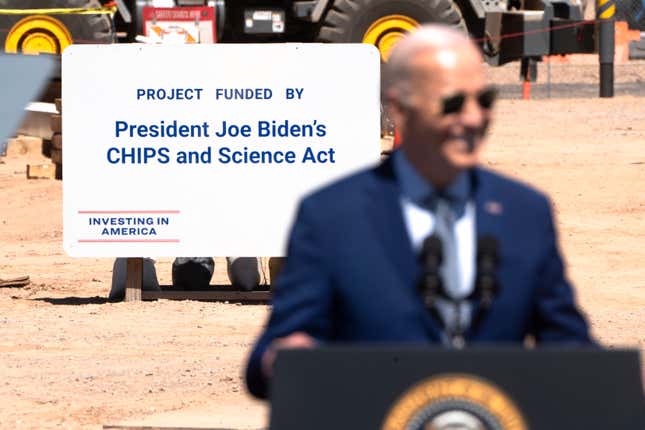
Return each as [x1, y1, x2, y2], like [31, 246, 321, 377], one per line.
[597, 0, 610, 7]
[0, 6, 116, 15]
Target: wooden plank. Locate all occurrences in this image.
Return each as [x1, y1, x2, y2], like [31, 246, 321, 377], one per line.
[50, 147, 62, 164]
[142, 290, 271, 302]
[157, 284, 270, 292]
[268, 257, 285, 284]
[51, 133, 63, 150]
[0, 275, 30, 288]
[26, 163, 56, 180]
[55, 98, 62, 114]
[50, 114, 62, 133]
[125, 258, 143, 302]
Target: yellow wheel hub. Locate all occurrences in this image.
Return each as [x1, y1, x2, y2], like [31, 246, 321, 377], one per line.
[5, 15, 72, 55]
[363, 15, 419, 62]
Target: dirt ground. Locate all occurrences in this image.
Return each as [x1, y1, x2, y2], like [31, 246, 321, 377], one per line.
[1, 61, 644, 429]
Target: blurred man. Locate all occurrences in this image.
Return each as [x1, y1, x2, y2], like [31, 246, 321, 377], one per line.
[246, 25, 592, 399]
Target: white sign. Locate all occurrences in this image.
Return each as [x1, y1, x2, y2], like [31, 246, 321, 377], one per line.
[62, 44, 380, 257]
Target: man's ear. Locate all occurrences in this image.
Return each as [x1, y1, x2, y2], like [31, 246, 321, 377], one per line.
[384, 88, 407, 129]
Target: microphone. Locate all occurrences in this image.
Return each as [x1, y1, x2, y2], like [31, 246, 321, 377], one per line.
[418, 234, 465, 349]
[418, 235, 443, 309]
[417, 235, 500, 347]
[467, 236, 500, 337]
[474, 236, 500, 309]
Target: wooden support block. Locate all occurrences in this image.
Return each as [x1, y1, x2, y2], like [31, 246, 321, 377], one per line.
[26, 163, 56, 179]
[54, 98, 62, 114]
[125, 258, 143, 302]
[142, 289, 271, 302]
[51, 133, 63, 150]
[50, 114, 62, 134]
[50, 147, 62, 164]
[0, 275, 30, 288]
[269, 257, 285, 284]
[104, 425, 235, 430]
[5, 135, 43, 156]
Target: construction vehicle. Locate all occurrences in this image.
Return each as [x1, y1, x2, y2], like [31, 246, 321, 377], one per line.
[1, 0, 595, 66]
[122, 0, 596, 64]
[0, 1, 112, 55]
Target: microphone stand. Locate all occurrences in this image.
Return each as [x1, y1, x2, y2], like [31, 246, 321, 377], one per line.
[468, 236, 500, 332]
[419, 235, 463, 348]
[451, 300, 466, 349]
[419, 235, 500, 349]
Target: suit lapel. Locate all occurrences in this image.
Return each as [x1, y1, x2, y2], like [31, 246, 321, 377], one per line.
[364, 158, 418, 288]
[365, 158, 444, 340]
[473, 167, 504, 241]
[468, 168, 504, 337]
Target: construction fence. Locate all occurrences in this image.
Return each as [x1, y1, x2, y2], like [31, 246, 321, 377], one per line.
[487, 61, 645, 99]
[616, 0, 645, 30]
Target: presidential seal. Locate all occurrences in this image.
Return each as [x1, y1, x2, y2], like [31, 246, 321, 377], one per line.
[381, 374, 528, 430]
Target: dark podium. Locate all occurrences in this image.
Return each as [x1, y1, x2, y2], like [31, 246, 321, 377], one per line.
[270, 347, 645, 430]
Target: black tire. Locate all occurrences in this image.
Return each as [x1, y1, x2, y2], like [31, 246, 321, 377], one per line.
[0, 0, 113, 54]
[317, 0, 466, 45]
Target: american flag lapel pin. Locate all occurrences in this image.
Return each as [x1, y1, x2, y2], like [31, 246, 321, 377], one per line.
[485, 201, 503, 215]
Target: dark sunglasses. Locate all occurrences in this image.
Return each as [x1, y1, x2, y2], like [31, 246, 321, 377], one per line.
[441, 86, 498, 115]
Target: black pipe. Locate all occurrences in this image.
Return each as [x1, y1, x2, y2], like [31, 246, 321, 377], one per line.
[598, 1, 615, 98]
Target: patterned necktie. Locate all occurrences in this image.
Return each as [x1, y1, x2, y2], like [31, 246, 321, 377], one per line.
[432, 196, 471, 345]
[434, 198, 462, 299]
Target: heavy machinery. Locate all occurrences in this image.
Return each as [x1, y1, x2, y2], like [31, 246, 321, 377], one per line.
[1, 0, 595, 66]
[121, 0, 596, 64]
[0, 1, 112, 55]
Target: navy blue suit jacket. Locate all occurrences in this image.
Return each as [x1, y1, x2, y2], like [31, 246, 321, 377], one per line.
[246, 156, 592, 398]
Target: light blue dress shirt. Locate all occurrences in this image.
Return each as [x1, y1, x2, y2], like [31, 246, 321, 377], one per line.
[392, 150, 476, 337]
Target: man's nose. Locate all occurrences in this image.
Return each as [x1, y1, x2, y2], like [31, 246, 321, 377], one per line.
[459, 95, 486, 127]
